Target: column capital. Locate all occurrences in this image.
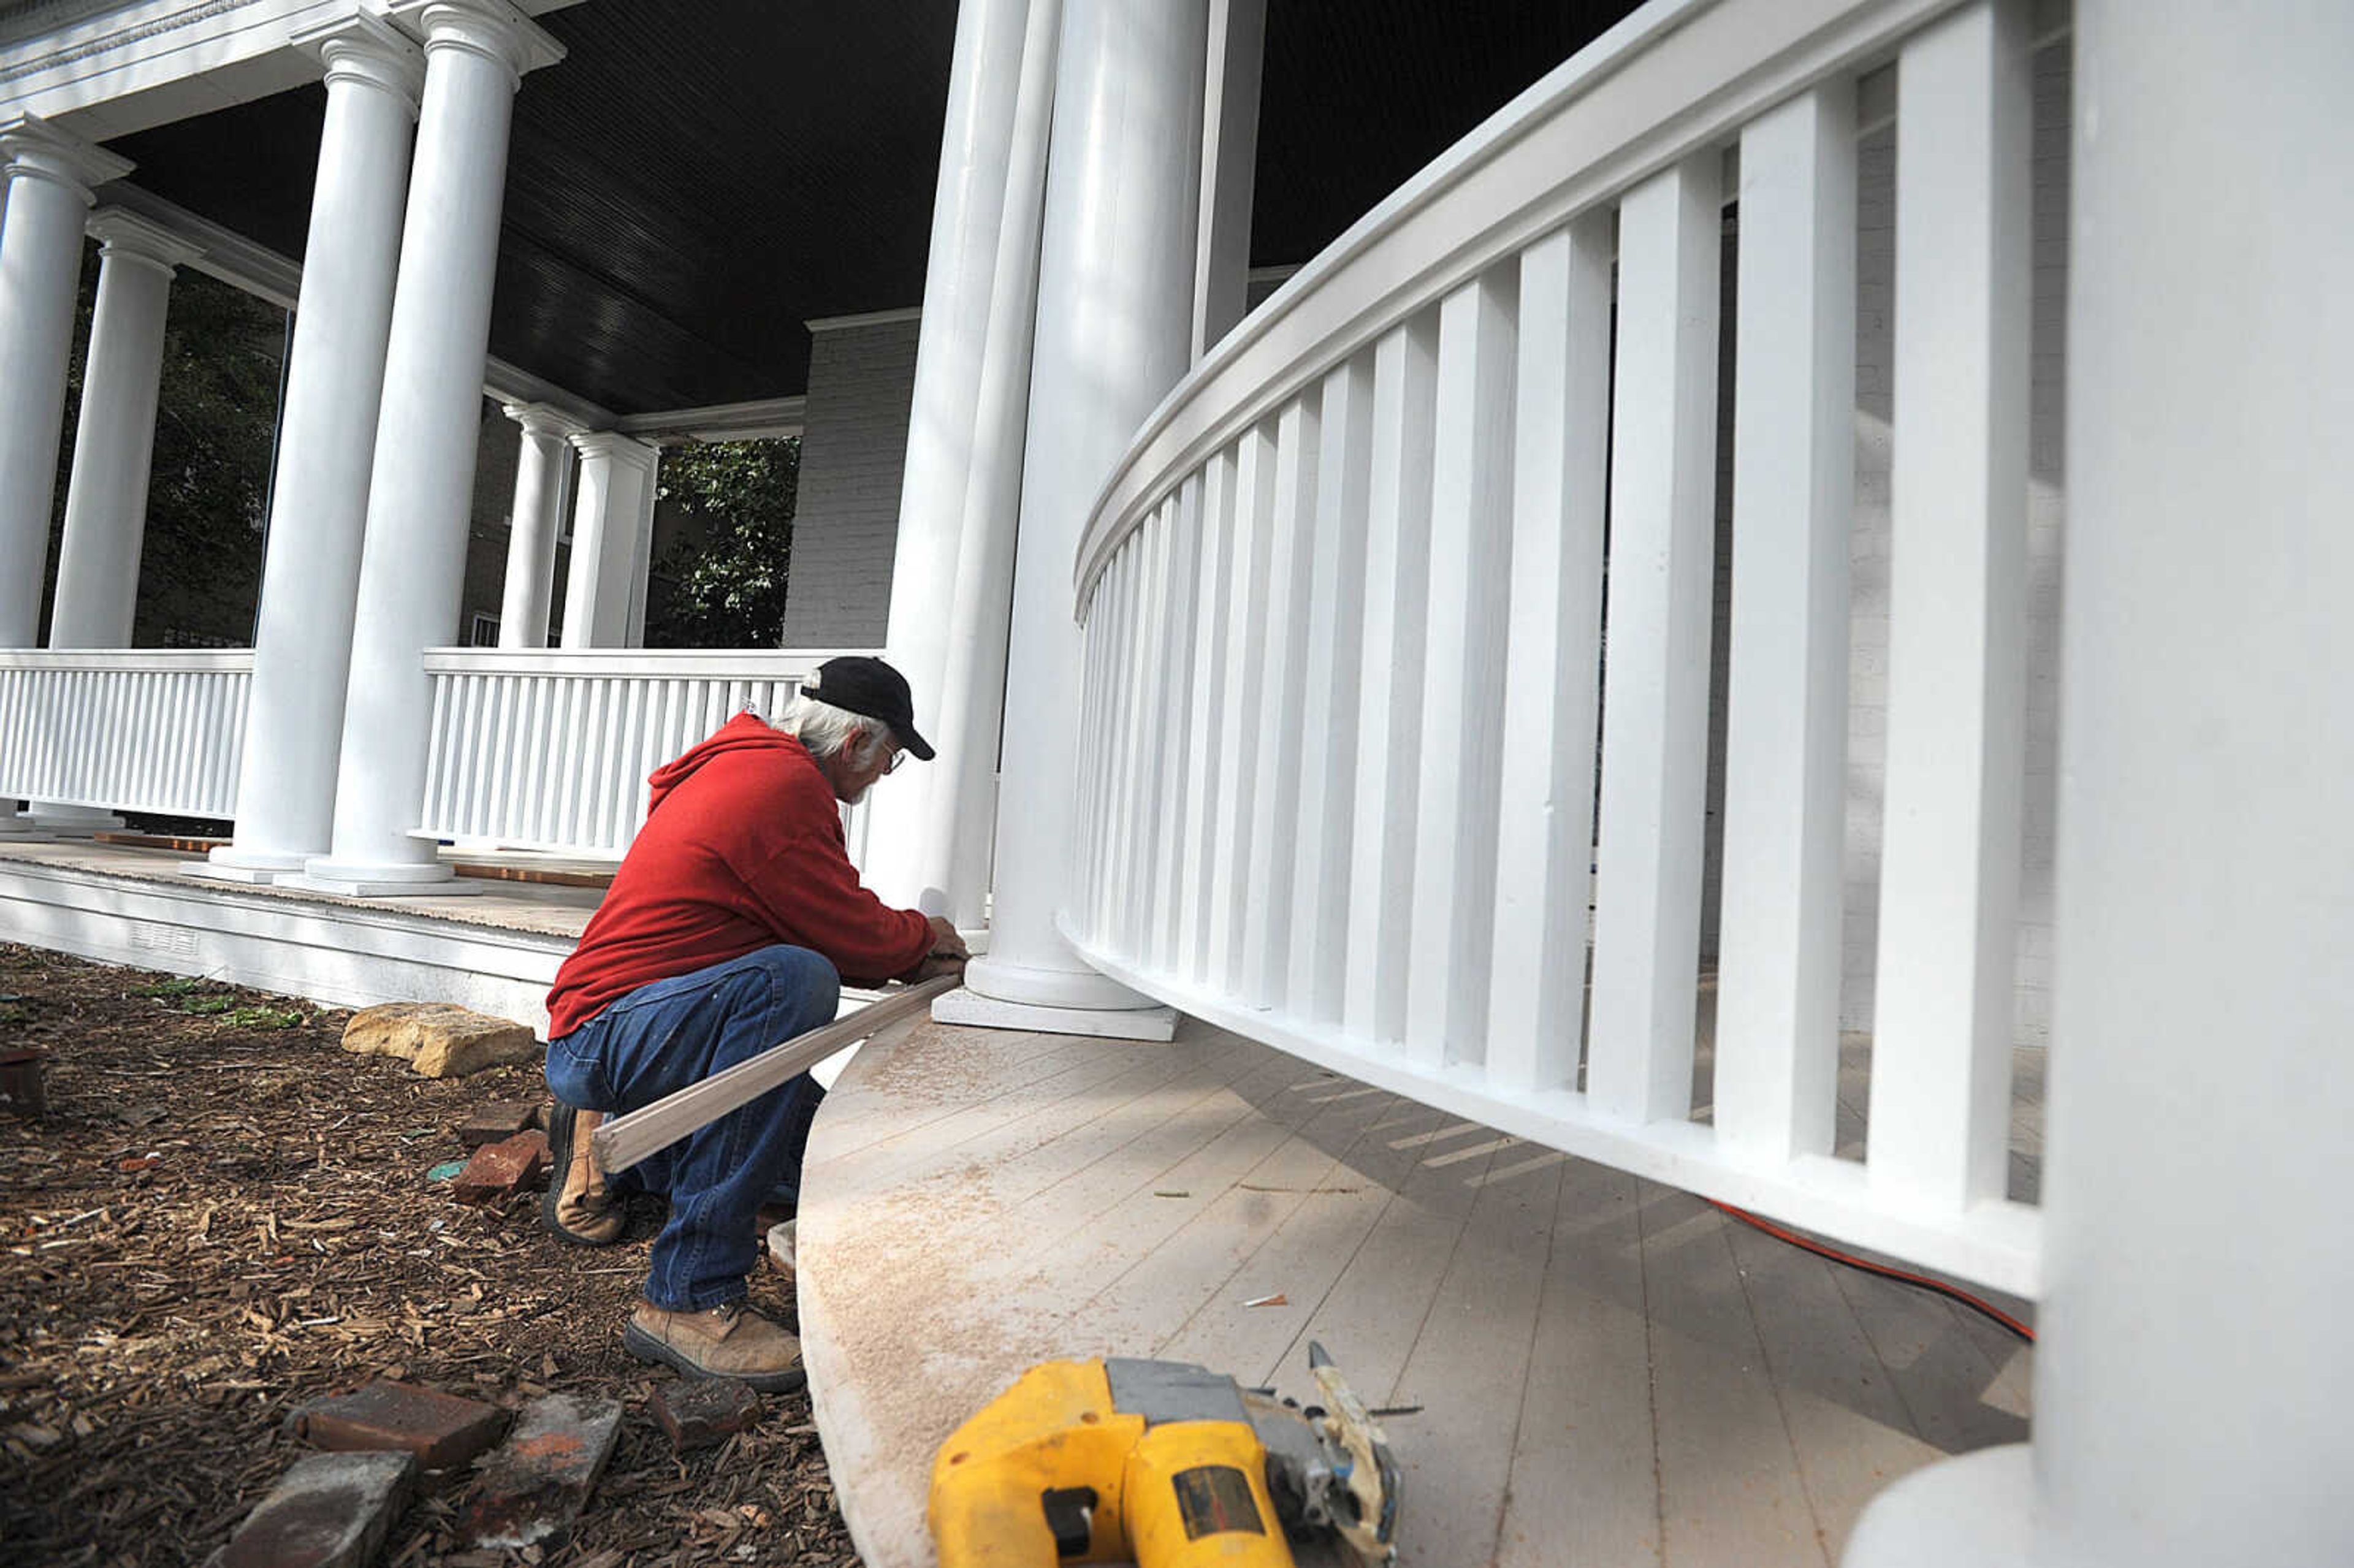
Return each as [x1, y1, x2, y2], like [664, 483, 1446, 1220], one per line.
[570, 429, 660, 471]
[85, 208, 203, 277]
[387, 0, 566, 88]
[0, 115, 132, 204]
[293, 10, 427, 114]
[503, 400, 588, 441]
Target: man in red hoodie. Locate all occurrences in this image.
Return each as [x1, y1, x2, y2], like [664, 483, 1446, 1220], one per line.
[540, 655, 964, 1391]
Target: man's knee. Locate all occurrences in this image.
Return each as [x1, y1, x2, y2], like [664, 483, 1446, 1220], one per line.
[747, 945, 840, 1037]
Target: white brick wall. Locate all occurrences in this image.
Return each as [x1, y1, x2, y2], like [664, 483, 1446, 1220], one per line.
[1840, 38, 2070, 1045]
[780, 313, 923, 647]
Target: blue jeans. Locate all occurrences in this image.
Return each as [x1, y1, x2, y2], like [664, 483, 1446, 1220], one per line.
[544, 946, 839, 1311]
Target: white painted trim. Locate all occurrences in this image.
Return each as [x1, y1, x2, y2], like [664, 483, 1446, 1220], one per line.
[419, 645, 875, 677]
[802, 305, 923, 332]
[614, 396, 806, 443]
[0, 647, 251, 671]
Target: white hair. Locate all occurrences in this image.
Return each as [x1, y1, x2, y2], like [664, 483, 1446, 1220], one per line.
[784, 693, 894, 768]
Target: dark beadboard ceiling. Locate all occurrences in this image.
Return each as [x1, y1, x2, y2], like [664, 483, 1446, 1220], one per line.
[101, 1, 1639, 417]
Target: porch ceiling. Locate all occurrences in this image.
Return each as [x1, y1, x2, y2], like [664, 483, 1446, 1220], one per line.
[96, 0, 1639, 419]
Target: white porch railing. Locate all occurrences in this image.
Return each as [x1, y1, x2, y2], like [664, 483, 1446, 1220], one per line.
[416, 647, 879, 860]
[1065, 0, 2042, 1295]
[0, 649, 253, 818]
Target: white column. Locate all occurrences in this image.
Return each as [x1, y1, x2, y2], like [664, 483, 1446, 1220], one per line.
[1843, 6, 2354, 1567]
[294, 0, 561, 897]
[497, 402, 581, 648]
[623, 443, 657, 647]
[937, 0, 1208, 1040]
[914, 0, 1062, 931]
[26, 210, 200, 835]
[192, 13, 424, 883]
[861, 0, 1038, 912]
[560, 431, 658, 649]
[1190, 0, 1265, 359]
[0, 119, 130, 837]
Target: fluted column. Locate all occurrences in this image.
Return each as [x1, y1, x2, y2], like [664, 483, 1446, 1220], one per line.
[0, 118, 130, 837]
[861, 0, 1037, 911]
[559, 431, 658, 649]
[27, 210, 201, 835]
[192, 13, 425, 883]
[497, 402, 582, 648]
[936, 0, 1208, 1039]
[295, 0, 563, 897]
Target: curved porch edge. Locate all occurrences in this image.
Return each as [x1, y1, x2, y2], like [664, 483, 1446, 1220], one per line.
[796, 1013, 2036, 1567]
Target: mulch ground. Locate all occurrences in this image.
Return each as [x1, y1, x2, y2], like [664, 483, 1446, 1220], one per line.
[0, 944, 856, 1568]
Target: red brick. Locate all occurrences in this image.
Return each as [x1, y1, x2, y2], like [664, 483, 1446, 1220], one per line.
[650, 1377, 763, 1452]
[450, 1130, 549, 1206]
[460, 1393, 623, 1550]
[219, 1450, 414, 1568]
[457, 1100, 541, 1147]
[291, 1380, 509, 1469]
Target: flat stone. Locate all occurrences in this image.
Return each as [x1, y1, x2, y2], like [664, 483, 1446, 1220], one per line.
[650, 1377, 763, 1453]
[217, 1450, 416, 1568]
[341, 1003, 538, 1079]
[457, 1100, 542, 1147]
[459, 1393, 624, 1550]
[450, 1131, 549, 1207]
[290, 1380, 509, 1469]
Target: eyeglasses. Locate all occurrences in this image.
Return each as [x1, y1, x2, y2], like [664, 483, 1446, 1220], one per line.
[881, 748, 908, 775]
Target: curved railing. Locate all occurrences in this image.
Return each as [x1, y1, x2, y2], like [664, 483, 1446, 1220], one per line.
[1065, 0, 2043, 1294]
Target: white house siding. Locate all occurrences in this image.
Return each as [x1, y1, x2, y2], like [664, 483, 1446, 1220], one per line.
[1840, 37, 2070, 1046]
[780, 312, 923, 647]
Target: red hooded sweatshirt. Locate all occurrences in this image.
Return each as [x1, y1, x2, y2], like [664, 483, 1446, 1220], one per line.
[545, 712, 932, 1040]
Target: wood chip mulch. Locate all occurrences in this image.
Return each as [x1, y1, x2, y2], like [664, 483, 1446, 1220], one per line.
[0, 944, 857, 1568]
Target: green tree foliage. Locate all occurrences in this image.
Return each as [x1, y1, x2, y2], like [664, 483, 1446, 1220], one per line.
[645, 435, 799, 648]
[41, 257, 287, 646]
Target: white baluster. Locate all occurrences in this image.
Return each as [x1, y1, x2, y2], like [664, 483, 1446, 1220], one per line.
[1586, 156, 1722, 1125]
[1343, 312, 1441, 1048]
[1125, 500, 1181, 956]
[1287, 354, 1374, 1026]
[1407, 267, 1520, 1071]
[1208, 420, 1276, 988]
[1868, 0, 2030, 1211]
[1487, 216, 1612, 1097]
[1715, 82, 1859, 1163]
[1177, 449, 1237, 976]
[1243, 394, 1322, 1008]
[1150, 474, 1207, 970]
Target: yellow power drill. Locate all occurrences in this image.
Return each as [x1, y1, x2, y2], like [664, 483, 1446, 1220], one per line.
[929, 1342, 1400, 1567]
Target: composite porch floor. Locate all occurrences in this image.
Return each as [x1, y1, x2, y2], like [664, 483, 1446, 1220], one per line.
[798, 1015, 2040, 1568]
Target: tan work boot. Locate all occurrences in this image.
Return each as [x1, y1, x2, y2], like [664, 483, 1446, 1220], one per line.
[543, 1102, 625, 1246]
[623, 1300, 806, 1393]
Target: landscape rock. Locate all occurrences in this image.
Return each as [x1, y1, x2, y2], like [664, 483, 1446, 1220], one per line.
[341, 1003, 537, 1079]
[216, 1450, 415, 1568]
[289, 1379, 509, 1469]
[459, 1393, 624, 1549]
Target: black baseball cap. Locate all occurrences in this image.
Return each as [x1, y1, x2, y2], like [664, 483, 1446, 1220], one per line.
[801, 655, 934, 761]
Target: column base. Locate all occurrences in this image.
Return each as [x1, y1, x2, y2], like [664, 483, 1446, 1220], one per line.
[932, 986, 1177, 1041]
[280, 856, 483, 899]
[22, 805, 126, 837]
[181, 845, 316, 885]
[1841, 1444, 2030, 1568]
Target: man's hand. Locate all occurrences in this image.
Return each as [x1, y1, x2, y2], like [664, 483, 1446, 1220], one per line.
[926, 915, 970, 961]
[912, 951, 967, 983]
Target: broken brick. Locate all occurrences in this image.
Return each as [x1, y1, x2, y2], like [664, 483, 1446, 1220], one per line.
[459, 1393, 623, 1550]
[650, 1377, 762, 1452]
[457, 1100, 540, 1147]
[290, 1379, 509, 1469]
[219, 1449, 415, 1568]
[0, 1048, 50, 1117]
[450, 1130, 549, 1206]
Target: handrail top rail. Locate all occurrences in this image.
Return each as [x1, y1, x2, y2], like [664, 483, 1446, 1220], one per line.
[0, 648, 254, 672]
[1071, 0, 1966, 611]
[421, 646, 881, 677]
